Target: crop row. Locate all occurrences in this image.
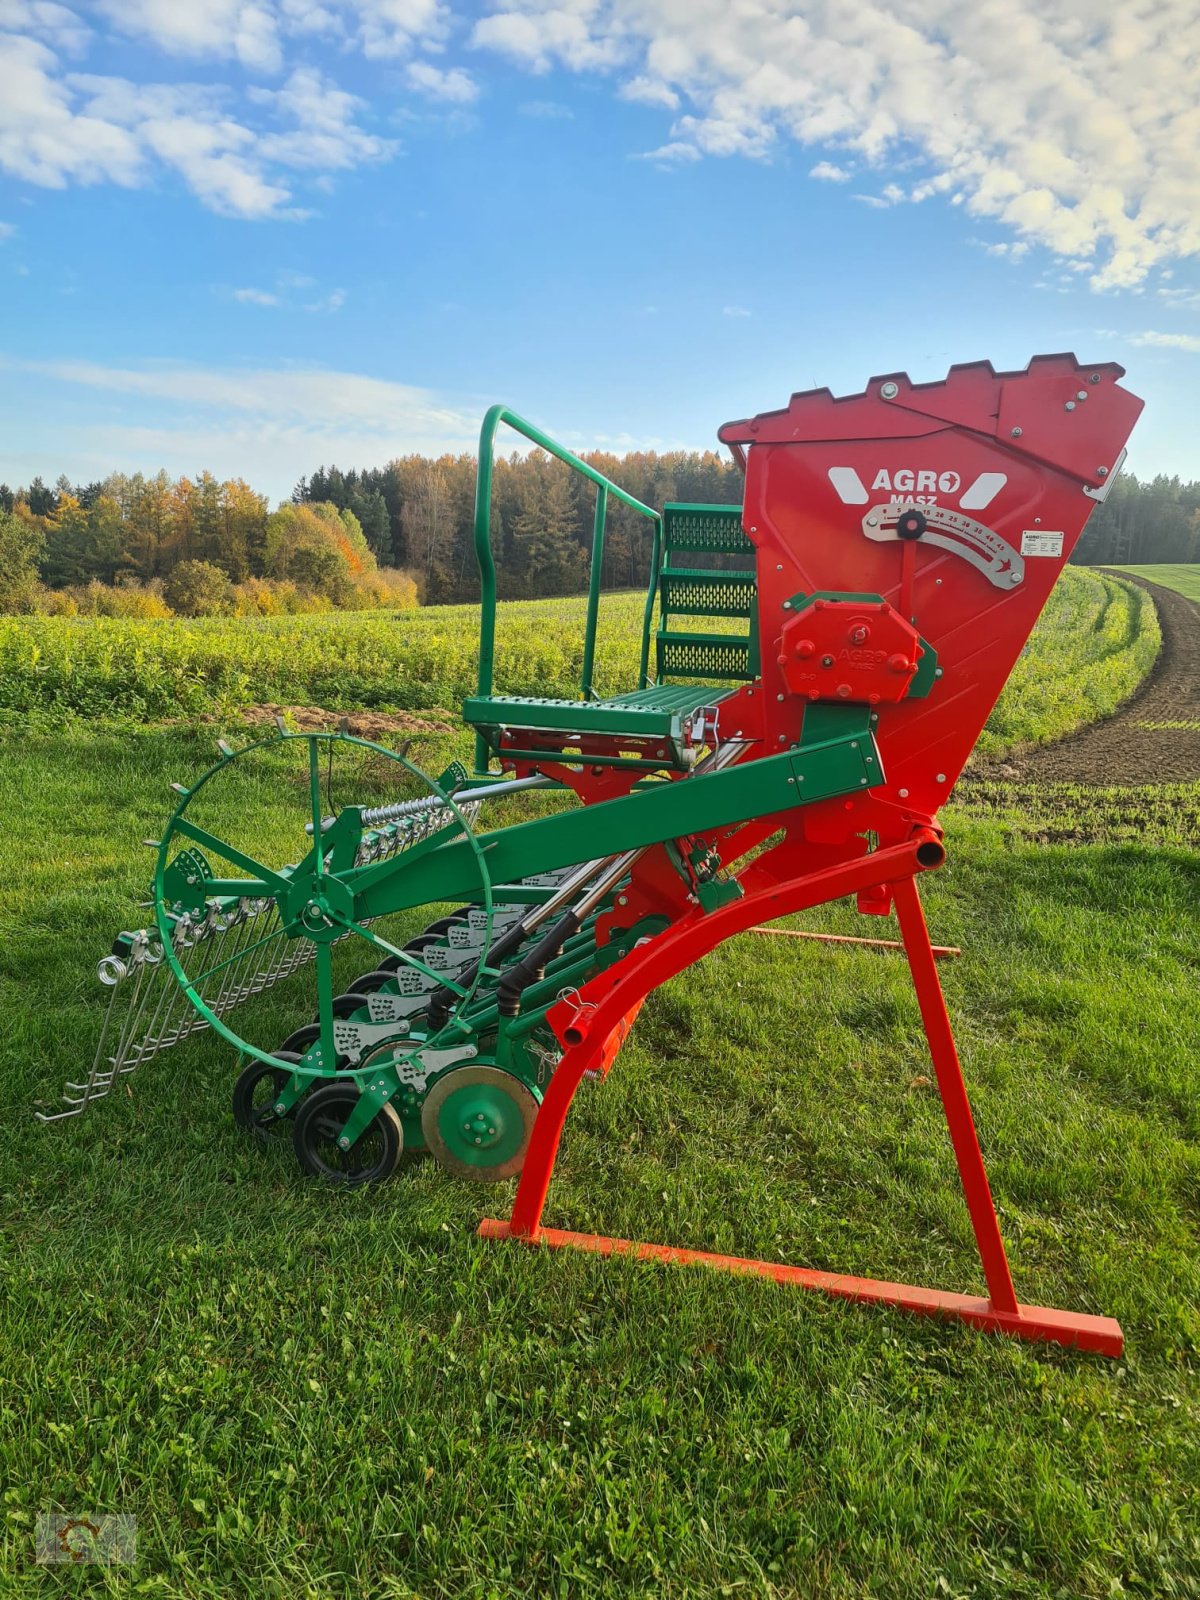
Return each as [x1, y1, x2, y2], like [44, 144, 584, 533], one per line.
[0, 571, 1159, 757]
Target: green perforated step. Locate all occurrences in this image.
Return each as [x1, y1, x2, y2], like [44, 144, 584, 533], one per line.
[463, 682, 724, 745]
[663, 502, 753, 556]
[656, 631, 754, 682]
[660, 567, 756, 619]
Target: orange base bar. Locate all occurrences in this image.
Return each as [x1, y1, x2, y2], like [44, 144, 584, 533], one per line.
[748, 927, 962, 959]
[478, 1221, 1123, 1356]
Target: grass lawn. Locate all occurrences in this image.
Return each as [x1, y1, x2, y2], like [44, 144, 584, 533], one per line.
[1108, 564, 1200, 603]
[2, 722, 1198, 1598]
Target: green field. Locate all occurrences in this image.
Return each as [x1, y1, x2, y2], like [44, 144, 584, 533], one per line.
[1108, 563, 1200, 602]
[0, 569, 1160, 760]
[2, 573, 1195, 1598]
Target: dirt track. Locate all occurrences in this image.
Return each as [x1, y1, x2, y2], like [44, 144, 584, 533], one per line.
[993, 574, 1200, 785]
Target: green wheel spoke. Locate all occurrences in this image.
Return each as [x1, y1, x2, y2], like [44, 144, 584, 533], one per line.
[342, 918, 468, 998]
[186, 924, 285, 986]
[308, 737, 325, 877]
[315, 942, 336, 1066]
[171, 818, 292, 898]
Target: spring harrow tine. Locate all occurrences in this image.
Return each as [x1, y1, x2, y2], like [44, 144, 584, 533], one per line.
[48, 790, 499, 1119]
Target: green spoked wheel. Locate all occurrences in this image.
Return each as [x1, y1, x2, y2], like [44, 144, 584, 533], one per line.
[421, 1064, 540, 1182]
[292, 1081, 404, 1187]
[150, 730, 494, 1094]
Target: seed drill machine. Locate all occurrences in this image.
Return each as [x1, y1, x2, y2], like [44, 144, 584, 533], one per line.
[47, 355, 1142, 1353]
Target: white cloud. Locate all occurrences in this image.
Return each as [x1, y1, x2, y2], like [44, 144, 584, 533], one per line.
[619, 75, 677, 110]
[809, 160, 850, 183]
[471, 0, 1200, 290]
[94, 0, 285, 71]
[233, 286, 279, 304]
[405, 60, 479, 102]
[251, 67, 395, 169]
[350, 0, 449, 59]
[634, 140, 699, 165]
[0, 0, 90, 50]
[518, 99, 572, 118]
[305, 287, 346, 311]
[1, 49, 393, 217]
[722, 305, 749, 317]
[0, 36, 144, 188]
[471, 7, 624, 72]
[970, 238, 1032, 261]
[1157, 285, 1200, 309]
[1129, 331, 1200, 354]
[90, 0, 451, 68]
[0, 221, 16, 239]
[0, 352, 481, 497]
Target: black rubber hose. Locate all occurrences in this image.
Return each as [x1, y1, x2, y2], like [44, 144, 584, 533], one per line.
[424, 916, 532, 1030]
[497, 910, 583, 1018]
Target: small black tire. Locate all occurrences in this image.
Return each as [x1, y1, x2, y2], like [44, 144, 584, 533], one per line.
[292, 1082, 403, 1187]
[279, 1021, 320, 1055]
[311, 992, 372, 1023]
[231, 1050, 303, 1141]
[349, 969, 394, 994]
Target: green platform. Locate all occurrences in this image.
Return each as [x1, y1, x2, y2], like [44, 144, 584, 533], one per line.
[464, 682, 726, 767]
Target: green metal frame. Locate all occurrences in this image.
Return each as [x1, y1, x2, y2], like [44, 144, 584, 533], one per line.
[472, 405, 664, 775]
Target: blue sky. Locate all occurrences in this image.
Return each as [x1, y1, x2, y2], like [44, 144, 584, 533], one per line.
[2, 1, 1198, 502]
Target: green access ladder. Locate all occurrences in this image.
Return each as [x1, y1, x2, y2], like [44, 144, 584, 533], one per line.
[463, 409, 760, 773]
[654, 503, 759, 684]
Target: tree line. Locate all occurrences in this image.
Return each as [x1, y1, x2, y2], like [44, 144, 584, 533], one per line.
[0, 472, 413, 616]
[1, 454, 1195, 616]
[296, 457, 1200, 591]
[294, 450, 742, 604]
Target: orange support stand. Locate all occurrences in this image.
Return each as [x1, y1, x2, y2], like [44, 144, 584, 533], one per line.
[747, 926, 962, 959]
[480, 847, 1122, 1357]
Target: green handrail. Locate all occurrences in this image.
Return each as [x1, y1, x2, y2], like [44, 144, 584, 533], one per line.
[472, 404, 664, 774]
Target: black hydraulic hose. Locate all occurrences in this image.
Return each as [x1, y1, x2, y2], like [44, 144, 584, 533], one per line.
[424, 917, 531, 1030]
[497, 910, 582, 1018]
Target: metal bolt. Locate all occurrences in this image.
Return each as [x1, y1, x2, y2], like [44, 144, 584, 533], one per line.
[750, 526, 758, 533]
[778, 734, 787, 743]
[1090, 373, 1100, 383]
[936, 772, 946, 783]
[782, 600, 791, 609]
[881, 381, 899, 398]
[935, 667, 944, 678]
[775, 564, 782, 572]
[850, 741, 858, 749]
[338, 1136, 350, 1149]
[898, 787, 909, 799]
[1065, 401, 1076, 411]
[617, 895, 628, 906]
[1010, 426, 1022, 438]
[1076, 390, 1088, 401]
[776, 693, 785, 702]
[935, 578, 943, 586]
[1097, 466, 1109, 477]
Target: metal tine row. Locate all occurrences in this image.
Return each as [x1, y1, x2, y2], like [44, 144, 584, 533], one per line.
[39, 792, 492, 1120]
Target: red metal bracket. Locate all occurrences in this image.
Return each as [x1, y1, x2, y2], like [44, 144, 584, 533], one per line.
[480, 851, 1122, 1358]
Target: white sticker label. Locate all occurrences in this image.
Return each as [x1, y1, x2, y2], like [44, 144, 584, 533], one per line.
[1020, 530, 1064, 557]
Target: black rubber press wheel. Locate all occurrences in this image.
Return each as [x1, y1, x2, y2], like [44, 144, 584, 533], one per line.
[292, 1082, 403, 1187]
